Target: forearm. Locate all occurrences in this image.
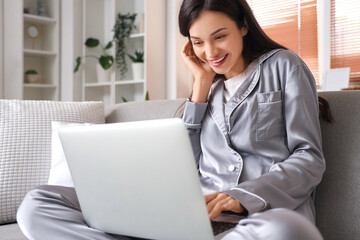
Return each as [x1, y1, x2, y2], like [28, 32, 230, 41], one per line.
[182, 100, 208, 164]
[191, 76, 213, 103]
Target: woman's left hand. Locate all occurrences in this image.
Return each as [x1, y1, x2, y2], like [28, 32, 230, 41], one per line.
[205, 192, 244, 221]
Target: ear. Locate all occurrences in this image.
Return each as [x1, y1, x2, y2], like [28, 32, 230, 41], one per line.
[242, 19, 249, 36]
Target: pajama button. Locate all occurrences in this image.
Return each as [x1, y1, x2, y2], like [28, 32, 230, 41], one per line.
[228, 165, 236, 171]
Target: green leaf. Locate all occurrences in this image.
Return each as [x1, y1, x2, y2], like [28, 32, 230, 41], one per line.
[25, 69, 38, 75]
[135, 51, 144, 61]
[74, 57, 82, 72]
[112, 12, 138, 79]
[121, 97, 128, 102]
[99, 56, 114, 70]
[105, 41, 113, 50]
[85, 38, 99, 48]
[127, 54, 137, 62]
[128, 50, 144, 63]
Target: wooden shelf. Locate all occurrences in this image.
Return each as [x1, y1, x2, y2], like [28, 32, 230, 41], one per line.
[85, 82, 112, 87]
[24, 83, 57, 88]
[24, 49, 57, 56]
[115, 80, 145, 85]
[130, 33, 145, 39]
[23, 13, 57, 24]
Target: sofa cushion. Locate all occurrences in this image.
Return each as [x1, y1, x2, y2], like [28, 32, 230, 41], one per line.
[0, 223, 26, 240]
[0, 100, 105, 224]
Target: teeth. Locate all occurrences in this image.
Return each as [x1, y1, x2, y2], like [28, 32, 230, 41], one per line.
[212, 55, 226, 63]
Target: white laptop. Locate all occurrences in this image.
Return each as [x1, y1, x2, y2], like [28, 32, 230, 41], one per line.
[58, 118, 240, 240]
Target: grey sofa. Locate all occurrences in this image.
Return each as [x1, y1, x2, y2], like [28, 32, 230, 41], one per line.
[0, 91, 359, 239]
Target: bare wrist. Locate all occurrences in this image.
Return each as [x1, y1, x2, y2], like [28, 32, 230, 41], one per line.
[192, 78, 213, 103]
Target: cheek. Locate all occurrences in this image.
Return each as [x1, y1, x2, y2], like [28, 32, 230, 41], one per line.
[233, 38, 244, 54]
[193, 48, 205, 61]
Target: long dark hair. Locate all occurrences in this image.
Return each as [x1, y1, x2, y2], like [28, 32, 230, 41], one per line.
[178, 0, 286, 65]
[178, 0, 333, 123]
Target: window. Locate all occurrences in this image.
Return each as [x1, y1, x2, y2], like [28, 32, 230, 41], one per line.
[331, 0, 360, 83]
[248, 0, 319, 84]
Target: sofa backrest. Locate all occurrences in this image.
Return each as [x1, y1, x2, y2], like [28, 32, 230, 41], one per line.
[105, 99, 186, 123]
[316, 91, 360, 240]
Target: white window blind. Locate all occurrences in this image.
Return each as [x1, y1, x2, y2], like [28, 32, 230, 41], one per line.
[247, 0, 319, 84]
[331, 0, 360, 83]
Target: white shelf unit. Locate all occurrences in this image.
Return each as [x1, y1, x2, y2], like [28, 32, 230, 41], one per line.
[81, 0, 147, 105]
[0, 1, 3, 98]
[22, 0, 60, 100]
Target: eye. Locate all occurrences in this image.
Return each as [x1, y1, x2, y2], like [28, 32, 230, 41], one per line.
[192, 41, 203, 46]
[215, 34, 226, 40]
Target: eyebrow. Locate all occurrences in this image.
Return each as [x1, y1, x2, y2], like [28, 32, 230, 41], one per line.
[190, 27, 227, 39]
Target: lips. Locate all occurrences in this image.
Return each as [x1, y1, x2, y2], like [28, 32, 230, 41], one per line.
[209, 54, 228, 67]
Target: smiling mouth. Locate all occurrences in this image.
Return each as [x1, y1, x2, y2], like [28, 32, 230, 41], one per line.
[209, 54, 228, 67]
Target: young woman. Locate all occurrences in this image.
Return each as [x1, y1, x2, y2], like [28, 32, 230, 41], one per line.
[17, 0, 325, 239]
[179, 0, 325, 239]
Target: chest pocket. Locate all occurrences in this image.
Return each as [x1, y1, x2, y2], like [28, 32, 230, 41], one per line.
[256, 91, 285, 141]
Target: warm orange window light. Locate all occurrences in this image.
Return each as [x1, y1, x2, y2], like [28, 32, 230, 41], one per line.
[248, 0, 319, 84]
[331, 0, 360, 83]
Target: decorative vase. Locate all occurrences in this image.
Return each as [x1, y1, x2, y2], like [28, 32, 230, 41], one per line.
[96, 64, 112, 82]
[132, 63, 144, 80]
[25, 74, 41, 84]
[37, 0, 47, 17]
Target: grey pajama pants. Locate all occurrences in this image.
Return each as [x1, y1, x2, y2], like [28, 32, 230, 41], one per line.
[17, 185, 323, 240]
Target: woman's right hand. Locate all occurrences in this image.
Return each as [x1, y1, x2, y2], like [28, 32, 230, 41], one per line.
[181, 40, 216, 103]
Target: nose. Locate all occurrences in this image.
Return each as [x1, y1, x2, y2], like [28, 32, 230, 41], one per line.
[205, 42, 218, 59]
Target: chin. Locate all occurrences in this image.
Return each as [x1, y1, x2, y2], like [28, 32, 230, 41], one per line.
[211, 68, 227, 76]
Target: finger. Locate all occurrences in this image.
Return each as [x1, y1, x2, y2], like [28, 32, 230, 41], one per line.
[204, 192, 218, 204]
[183, 41, 200, 63]
[206, 193, 228, 213]
[222, 198, 244, 213]
[181, 42, 196, 65]
[187, 43, 196, 57]
[186, 41, 194, 56]
[208, 197, 232, 221]
[181, 40, 193, 56]
[208, 196, 245, 220]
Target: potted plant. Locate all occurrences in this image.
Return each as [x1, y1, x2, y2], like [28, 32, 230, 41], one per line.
[74, 37, 114, 82]
[122, 91, 149, 102]
[24, 69, 40, 84]
[113, 13, 137, 79]
[128, 50, 144, 80]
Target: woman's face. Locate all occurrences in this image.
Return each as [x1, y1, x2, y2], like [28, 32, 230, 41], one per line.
[189, 10, 247, 79]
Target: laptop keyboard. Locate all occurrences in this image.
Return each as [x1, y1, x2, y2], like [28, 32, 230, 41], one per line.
[211, 221, 238, 235]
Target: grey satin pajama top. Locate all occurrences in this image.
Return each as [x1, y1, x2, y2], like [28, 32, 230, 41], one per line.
[182, 49, 326, 223]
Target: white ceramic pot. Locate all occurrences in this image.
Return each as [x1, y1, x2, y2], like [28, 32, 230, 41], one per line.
[25, 74, 41, 84]
[132, 63, 144, 80]
[96, 63, 112, 82]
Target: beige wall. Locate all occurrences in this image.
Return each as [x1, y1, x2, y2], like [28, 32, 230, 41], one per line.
[146, 0, 167, 100]
[175, 0, 193, 99]
[166, 0, 193, 99]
